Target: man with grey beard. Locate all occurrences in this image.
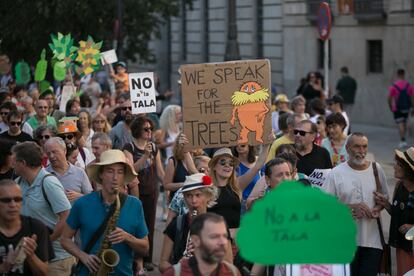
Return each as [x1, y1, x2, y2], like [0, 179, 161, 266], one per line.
[325, 132, 390, 276]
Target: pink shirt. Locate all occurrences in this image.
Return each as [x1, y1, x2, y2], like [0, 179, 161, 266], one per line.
[388, 80, 414, 112]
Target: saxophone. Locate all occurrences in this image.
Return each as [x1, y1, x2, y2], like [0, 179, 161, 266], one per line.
[183, 209, 198, 258]
[92, 194, 121, 276]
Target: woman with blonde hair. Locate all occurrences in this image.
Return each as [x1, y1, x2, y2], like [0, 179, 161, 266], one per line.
[156, 104, 182, 163]
[91, 113, 112, 134]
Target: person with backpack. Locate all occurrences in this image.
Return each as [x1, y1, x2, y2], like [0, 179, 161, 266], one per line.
[388, 68, 414, 149]
[159, 173, 234, 274]
[163, 212, 240, 276]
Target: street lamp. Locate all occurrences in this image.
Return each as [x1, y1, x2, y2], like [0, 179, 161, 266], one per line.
[224, 0, 240, 61]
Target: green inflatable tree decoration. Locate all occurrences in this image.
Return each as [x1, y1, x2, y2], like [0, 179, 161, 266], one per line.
[15, 61, 31, 85]
[34, 49, 48, 81]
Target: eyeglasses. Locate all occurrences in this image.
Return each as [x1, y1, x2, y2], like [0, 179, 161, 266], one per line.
[143, 127, 153, 132]
[37, 106, 49, 109]
[121, 107, 132, 111]
[0, 196, 23, 204]
[9, 121, 22, 126]
[40, 135, 51, 140]
[0, 112, 8, 116]
[218, 159, 234, 167]
[294, 129, 312, 136]
[60, 134, 75, 140]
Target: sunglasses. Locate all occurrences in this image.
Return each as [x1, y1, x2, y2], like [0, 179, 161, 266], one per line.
[121, 107, 132, 111]
[294, 129, 312, 136]
[143, 127, 153, 132]
[0, 196, 23, 204]
[60, 134, 75, 140]
[9, 121, 22, 126]
[316, 121, 323, 125]
[0, 112, 8, 116]
[218, 159, 234, 167]
[37, 106, 49, 109]
[40, 135, 51, 140]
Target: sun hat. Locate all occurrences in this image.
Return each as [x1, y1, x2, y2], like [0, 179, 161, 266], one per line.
[395, 147, 414, 171]
[209, 148, 239, 167]
[181, 173, 213, 193]
[57, 120, 82, 139]
[86, 149, 137, 185]
[275, 94, 290, 103]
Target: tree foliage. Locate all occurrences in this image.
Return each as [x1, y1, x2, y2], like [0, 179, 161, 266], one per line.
[0, 0, 187, 64]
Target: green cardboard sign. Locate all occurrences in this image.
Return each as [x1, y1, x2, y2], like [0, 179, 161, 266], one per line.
[35, 49, 48, 82]
[15, 61, 31, 85]
[74, 36, 102, 76]
[236, 181, 357, 265]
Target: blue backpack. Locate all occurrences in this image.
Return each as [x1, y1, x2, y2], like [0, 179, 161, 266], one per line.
[394, 83, 411, 112]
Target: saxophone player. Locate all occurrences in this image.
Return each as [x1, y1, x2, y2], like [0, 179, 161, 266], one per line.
[61, 150, 149, 276]
[159, 173, 234, 273]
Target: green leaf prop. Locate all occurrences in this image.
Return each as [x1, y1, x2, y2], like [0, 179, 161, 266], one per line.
[236, 181, 357, 265]
[39, 80, 51, 93]
[48, 33, 77, 69]
[74, 36, 103, 76]
[53, 60, 67, 81]
[15, 61, 31, 85]
[34, 49, 48, 81]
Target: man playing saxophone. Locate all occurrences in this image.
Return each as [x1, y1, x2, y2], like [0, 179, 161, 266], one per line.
[61, 150, 149, 276]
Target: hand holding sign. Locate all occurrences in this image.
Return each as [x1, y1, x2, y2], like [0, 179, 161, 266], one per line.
[237, 181, 356, 265]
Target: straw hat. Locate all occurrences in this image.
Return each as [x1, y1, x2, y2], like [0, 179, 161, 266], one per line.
[181, 173, 213, 193]
[395, 147, 414, 171]
[86, 150, 137, 185]
[275, 94, 290, 103]
[209, 148, 239, 167]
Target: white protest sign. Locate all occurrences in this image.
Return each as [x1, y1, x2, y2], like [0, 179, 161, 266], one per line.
[308, 169, 332, 190]
[285, 264, 350, 276]
[129, 72, 156, 114]
[101, 49, 118, 65]
[59, 85, 76, 112]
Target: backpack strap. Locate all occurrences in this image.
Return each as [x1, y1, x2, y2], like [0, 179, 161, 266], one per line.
[78, 146, 86, 163]
[41, 174, 54, 211]
[222, 260, 239, 276]
[173, 262, 181, 276]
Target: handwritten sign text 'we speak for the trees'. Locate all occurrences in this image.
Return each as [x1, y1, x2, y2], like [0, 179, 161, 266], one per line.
[180, 59, 272, 149]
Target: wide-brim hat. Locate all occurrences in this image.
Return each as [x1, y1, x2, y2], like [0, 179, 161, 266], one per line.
[395, 147, 414, 171]
[86, 149, 137, 185]
[275, 94, 290, 103]
[57, 120, 82, 139]
[181, 173, 213, 193]
[209, 147, 239, 167]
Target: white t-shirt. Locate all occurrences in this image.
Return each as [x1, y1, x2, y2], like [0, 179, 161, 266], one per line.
[324, 162, 389, 249]
[342, 111, 350, 135]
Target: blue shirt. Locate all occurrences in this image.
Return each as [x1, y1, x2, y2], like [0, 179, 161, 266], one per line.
[18, 168, 72, 261]
[67, 192, 148, 276]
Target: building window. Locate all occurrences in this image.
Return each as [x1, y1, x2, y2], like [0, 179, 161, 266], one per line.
[256, 0, 264, 58]
[317, 39, 331, 69]
[354, 0, 385, 21]
[367, 40, 382, 73]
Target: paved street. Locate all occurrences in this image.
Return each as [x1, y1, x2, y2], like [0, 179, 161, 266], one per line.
[148, 122, 402, 275]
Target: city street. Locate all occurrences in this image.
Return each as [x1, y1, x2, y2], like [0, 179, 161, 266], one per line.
[148, 122, 402, 275]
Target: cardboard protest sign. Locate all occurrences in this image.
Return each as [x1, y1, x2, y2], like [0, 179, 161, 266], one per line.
[15, 61, 31, 85]
[286, 264, 350, 276]
[101, 49, 118, 65]
[129, 72, 156, 114]
[59, 85, 76, 112]
[180, 59, 272, 149]
[308, 169, 331, 189]
[75, 36, 102, 76]
[236, 181, 357, 265]
[0, 55, 11, 75]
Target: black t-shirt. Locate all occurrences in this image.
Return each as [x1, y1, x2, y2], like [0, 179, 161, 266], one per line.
[389, 182, 414, 252]
[208, 185, 241, 229]
[0, 216, 54, 275]
[0, 132, 33, 143]
[170, 157, 189, 200]
[164, 215, 190, 264]
[296, 144, 333, 176]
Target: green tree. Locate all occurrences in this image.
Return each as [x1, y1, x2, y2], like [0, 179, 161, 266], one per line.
[0, 0, 189, 64]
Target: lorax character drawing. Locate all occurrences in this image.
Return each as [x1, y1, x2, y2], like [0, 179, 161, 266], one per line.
[230, 81, 270, 144]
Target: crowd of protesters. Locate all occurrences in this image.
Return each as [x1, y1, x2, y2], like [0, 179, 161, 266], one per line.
[0, 62, 413, 276]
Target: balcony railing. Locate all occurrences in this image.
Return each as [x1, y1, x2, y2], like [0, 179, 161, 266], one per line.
[306, 0, 332, 22]
[354, 0, 386, 21]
